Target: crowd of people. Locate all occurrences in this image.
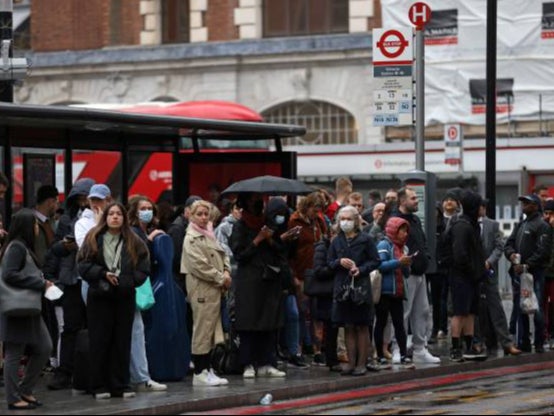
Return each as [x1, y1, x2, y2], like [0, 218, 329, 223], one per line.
[0, 170, 553, 408]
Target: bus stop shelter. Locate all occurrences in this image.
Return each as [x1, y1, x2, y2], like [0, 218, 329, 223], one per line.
[0, 102, 305, 223]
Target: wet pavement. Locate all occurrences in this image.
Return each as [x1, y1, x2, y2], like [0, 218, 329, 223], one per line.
[1, 341, 553, 415]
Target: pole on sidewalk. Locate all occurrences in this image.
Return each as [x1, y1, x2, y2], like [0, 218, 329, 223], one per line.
[485, 0, 497, 219]
[415, 28, 425, 171]
[0, 0, 13, 103]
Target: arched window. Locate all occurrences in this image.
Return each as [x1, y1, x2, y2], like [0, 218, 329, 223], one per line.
[262, 100, 357, 146]
[263, 0, 349, 37]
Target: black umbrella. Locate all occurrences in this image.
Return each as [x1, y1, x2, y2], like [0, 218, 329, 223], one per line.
[221, 175, 312, 196]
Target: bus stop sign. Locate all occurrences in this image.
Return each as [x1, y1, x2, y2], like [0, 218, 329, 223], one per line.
[409, 2, 431, 30]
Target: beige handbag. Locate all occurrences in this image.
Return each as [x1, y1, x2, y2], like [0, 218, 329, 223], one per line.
[370, 269, 382, 305]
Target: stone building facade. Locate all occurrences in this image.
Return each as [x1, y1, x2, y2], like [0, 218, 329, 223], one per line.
[16, 0, 384, 146]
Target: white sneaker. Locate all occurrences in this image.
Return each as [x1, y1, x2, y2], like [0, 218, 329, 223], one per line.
[137, 379, 167, 392]
[193, 369, 221, 387]
[243, 365, 256, 379]
[406, 335, 413, 352]
[258, 365, 286, 378]
[392, 345, 401, 364]
[412, 348, 441, 364]
[208, 369, 229, 386]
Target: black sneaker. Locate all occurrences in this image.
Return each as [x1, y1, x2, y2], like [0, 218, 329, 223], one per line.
[47, 372, 72, 390]
[303, 345, 315, 356]
[450, 348, 464, 362]
[288, 354, 310, 369]
[400, 356, 415, 370]
[377, 357, 392, 370]
[313, 353, 326, 367]
[463, 347, 488, 361]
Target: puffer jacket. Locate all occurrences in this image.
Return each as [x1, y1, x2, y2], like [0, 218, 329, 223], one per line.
[377, 237, 409, 298]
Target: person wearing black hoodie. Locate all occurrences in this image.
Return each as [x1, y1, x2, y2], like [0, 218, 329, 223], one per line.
[47, 178, 95, 390]
[448, 190, 486, 362]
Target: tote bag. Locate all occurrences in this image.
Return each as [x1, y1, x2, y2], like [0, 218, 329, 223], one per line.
[136, 277, 155, 311]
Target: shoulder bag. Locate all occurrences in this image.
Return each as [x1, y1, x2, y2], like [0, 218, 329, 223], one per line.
[0, 245, 43, 317]
[303, 268, 334, 297]
[370, 269, 382, 304]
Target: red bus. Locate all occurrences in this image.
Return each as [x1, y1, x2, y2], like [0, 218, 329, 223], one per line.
[11, 101, 271, 204]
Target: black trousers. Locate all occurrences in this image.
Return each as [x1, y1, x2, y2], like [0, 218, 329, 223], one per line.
[87, 292, 135, 394]
[238, 330, 276, 368]
[323, 320, 339, 367]
[58, 281, 87, 376]
[374, 295, 407, 358]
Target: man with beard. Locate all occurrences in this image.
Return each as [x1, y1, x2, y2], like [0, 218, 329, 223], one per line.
[393, 187, 440, 364]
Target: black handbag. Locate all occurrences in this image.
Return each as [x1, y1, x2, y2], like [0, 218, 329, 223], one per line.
[336, 275, 370, 306]
[0, 244, 43, 317]
[303, 269, 334, 297]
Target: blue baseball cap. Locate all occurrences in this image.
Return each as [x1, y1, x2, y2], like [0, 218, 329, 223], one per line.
[88, 184, 111, 200]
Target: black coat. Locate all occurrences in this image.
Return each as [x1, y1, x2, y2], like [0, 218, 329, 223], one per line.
[312, 238, 335, 297]
[328, 231, 380, 304]
[393, 212, 430, 275]
[504, 212, 552, 276]
[78, 233, 150, 299]
[230, 219, 284, 332]
[167, 216, 189, 276]
[0, 240, 49, 345]
[450, 215, 486, 282]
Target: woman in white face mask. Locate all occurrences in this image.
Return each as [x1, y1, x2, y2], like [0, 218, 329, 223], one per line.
[125, 196, 168, 393]
[328, 205, 381, 376]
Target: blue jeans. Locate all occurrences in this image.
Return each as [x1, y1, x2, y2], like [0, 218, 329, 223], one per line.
[130, 308, 150, 384]
[281, 294, 300, 356]
[512, 269, 545, 348]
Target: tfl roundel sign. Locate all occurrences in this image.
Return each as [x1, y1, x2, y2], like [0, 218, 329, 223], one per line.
[373, 28, 413, 64]
[376, 30, 409, 59]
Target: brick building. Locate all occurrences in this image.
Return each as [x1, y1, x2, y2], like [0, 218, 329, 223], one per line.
[15, 0, 384, 148]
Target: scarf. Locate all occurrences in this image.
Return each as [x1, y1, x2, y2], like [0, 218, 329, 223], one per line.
[190, 221, 216, 241]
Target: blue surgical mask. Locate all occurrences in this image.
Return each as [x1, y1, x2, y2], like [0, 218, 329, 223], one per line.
[274, 215, 285, 225]
[138, 210, 154, 224]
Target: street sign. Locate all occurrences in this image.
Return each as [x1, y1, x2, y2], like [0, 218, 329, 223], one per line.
[373, 28, 413, 65]
[372, 28, 414, 127]
[409, 2, 432, 30]
[444, 123, 463, 165]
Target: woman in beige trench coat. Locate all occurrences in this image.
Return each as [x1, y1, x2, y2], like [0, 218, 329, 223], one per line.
[181, 200, 232, 387]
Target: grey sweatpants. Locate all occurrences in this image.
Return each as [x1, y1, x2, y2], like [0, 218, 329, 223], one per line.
[403, 274, 432, 351]
[4, 321, 52, 405]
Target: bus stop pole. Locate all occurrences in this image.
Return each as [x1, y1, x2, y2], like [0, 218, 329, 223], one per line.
[415, 28, 425, 171]
[0, 0, 13, 103]
[0, 0, 12, 224]
[486, 0, 497, 219]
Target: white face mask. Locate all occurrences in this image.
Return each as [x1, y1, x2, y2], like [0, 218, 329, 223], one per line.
[340, 220, 355, 233]
[274, 215, 285, 225]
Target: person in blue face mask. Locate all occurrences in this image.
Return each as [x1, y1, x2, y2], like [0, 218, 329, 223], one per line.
[126, 195, 167, 393]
